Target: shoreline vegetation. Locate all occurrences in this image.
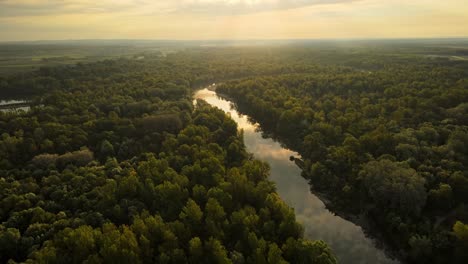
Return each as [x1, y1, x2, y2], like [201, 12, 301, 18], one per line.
[0, 47, 339, 263]
[201, 87, 401, 263]
[289, 155, 401, 261]
[217, 58, 468, 263]
[0, 42, 467, 263]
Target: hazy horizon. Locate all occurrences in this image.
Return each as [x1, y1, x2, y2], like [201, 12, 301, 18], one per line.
[1, 37, 468, 44]
[1, 0, 468, 41]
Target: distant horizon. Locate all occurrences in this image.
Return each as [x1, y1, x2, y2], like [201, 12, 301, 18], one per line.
[2, 36, 468, 44]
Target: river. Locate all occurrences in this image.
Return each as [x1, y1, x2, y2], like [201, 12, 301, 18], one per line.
[194, 88, 398, 264]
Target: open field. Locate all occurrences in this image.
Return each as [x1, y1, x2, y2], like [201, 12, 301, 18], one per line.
[1, 39, 468, 76]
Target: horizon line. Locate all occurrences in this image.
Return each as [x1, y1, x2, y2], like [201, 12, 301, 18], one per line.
[1, 36, 468, 44]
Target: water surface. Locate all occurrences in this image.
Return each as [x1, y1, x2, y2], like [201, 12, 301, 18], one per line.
[0, 99, 30, 112]
[194, 88, 398, 264]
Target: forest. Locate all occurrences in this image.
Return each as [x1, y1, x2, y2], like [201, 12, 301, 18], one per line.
[0, 51, 337, 263]
[217, 44, 468, 263]
[0, 42, 467, 263]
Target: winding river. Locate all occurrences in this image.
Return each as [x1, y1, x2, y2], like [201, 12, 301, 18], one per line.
[194, 88, 398, 264]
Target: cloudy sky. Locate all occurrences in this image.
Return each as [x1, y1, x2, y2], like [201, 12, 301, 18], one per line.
[0, 0, 467, 41]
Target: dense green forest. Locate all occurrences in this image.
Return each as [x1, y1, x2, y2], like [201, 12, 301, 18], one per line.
[0, 52, 337, 263]
[1, 42, 468, 263]
[217, 46, 468, 263]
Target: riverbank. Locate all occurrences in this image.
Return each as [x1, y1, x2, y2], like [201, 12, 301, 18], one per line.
[290, 156, 404, 262]
[194, 87, 399, 264]
[311, 184, 404, 263]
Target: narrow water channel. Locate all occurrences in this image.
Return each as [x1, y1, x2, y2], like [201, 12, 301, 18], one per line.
[0, 99, 30, 112]
[194, 88, 398, 264]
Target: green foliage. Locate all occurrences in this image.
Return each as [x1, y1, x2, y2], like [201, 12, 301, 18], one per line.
[217, 48, 468, 263]
[3, 43, 467, 263]
[453, 221, 468, 263]
[360, 159, 427, 216]
[0, 52, 337, 263]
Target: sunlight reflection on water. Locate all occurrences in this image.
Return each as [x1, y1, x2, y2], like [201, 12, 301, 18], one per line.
[194, 88, 399, 264]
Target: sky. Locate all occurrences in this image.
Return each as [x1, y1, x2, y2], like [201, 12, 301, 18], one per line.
[0, 0, 467, 41]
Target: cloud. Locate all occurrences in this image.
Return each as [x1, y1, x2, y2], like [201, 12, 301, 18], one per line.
[1, 0, 467, 41]
[0, 0, 138, 17]
[173, 0, 359, 14]
[0, 0, 359, 17]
